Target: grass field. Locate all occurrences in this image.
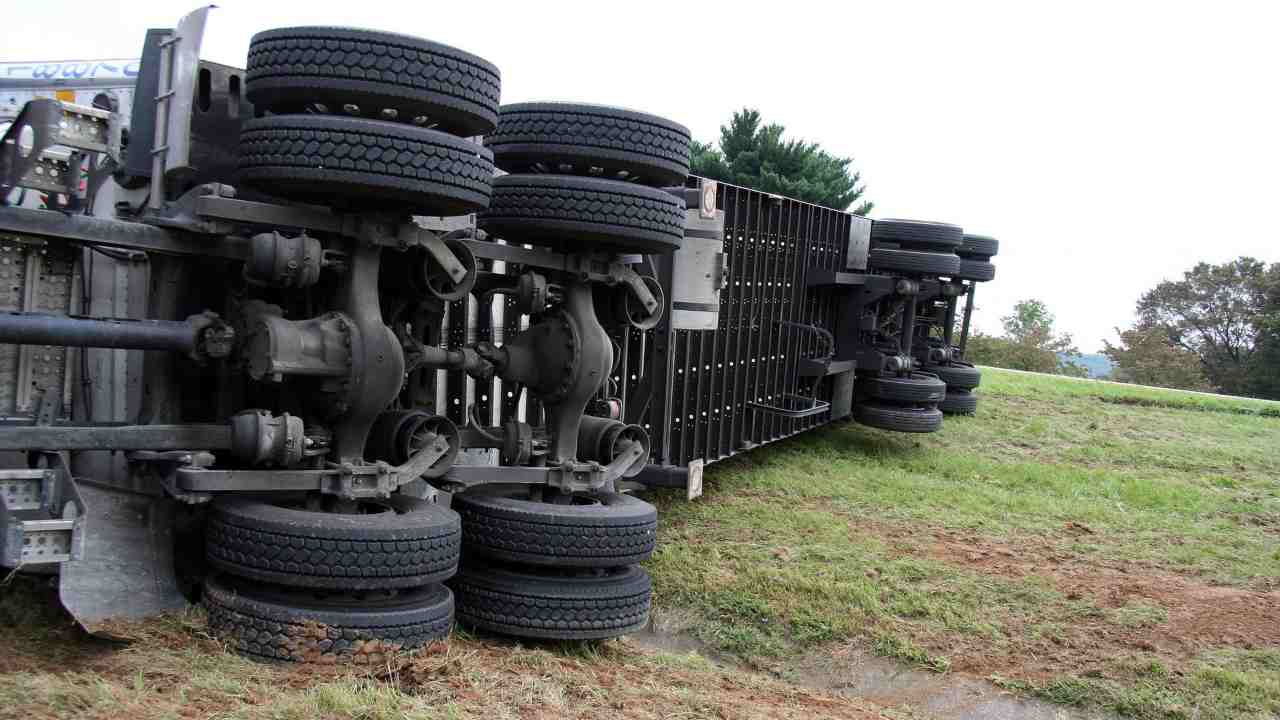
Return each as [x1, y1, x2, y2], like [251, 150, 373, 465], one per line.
[1, 368, 1277, 719]
[650, 368, 1280, 718]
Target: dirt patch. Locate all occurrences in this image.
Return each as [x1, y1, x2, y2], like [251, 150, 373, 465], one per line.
[870, 521, 1280, 682]
[782, 643, 1112, 720]
[0, 578, 897, 720]
[384, 636, 894, 720]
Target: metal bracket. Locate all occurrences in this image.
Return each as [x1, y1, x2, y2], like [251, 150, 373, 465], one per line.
[149, 5, 213, 209]
[444, 464, 550, 488]
[0, 98, 118, 203]
[147, 183, 239, 234]
[405, 226, 468, 284]
[612, 263, 661, 315]
[194, 193, 346, 234]
[0, 469, 53, 513]
[461, 238, 643, 284]
[174, 433, 451, 499]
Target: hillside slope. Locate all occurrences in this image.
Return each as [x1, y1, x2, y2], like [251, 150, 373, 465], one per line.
[1, 368, 1277, 719]
[650, 368, 1280, 719]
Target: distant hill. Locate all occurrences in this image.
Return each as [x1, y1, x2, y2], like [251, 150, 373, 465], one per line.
[1065, 353, 1114, 379]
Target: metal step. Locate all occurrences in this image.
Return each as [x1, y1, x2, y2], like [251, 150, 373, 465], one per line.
[11, 518, 76, 564]
[0, 468, 50, 511]
[0, 97, 120, 201]
[0, 459, 85, 568]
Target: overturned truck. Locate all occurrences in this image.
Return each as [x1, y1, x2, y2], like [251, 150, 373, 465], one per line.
[0, 9, 998, 659]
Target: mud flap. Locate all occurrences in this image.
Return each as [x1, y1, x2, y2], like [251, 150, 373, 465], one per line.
[59, 483, 188, 635]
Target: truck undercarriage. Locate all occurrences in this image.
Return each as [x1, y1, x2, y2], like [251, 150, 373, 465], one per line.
[0, 9, 999, 659]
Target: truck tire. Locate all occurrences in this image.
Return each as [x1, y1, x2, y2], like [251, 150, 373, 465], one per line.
[928, 361, 981, 390]
[958, 234, 999, 260]
[204, 573, 453, 662]
[206, 494, 461, 590]
[853, 402, 944, 433]
[245, 27, 501, 137]
[479, 174, 685, 253]
[453, 487, 657, 567]
[486, 102, 691, 187]
[238, 114, 494, 216]
[956, 259, 996, 282]
[939, 389, 979, 415]
[451, 563, 651, 640]
[862, 372, 946, 404]
[868, 247, 961, 276]
[870, 219, 963, 251]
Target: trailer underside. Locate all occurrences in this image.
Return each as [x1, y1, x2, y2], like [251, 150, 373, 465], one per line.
[0, 9, 999, 655]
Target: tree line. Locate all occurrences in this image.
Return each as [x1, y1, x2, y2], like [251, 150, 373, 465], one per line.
[966, 259, 1280, 400]
[1104, 257, 1280, 398]
[964, 300, 1090, 378]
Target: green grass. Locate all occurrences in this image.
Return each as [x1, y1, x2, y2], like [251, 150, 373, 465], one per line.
[647, 367, 1280, 719]
[998, 649, 1280, 719]
[980, 367, 1280, 417]
[0, 594, 887, 720]
[3, 367, 1278, 719]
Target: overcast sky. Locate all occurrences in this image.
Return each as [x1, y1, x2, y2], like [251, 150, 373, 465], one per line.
[4, 1, 1277, 351]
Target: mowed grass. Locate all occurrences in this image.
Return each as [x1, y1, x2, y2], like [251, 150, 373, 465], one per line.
[647, 368, 1280, 719]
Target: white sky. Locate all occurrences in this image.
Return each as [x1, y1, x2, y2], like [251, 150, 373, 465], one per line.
[4, 0, 1278, 352]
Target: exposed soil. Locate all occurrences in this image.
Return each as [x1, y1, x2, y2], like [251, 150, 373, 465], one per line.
[632, 621, 1112, 720]
[0, 576, 895, 720]
[784, 643, 1112, 720]
[868, 520, 1280, 682]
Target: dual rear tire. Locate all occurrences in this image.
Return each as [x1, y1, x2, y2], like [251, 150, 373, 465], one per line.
[450, 486, 658, 640]
[204, 573, 454, 662]
[479, 102, 692, 255]
[868, 220, 961, 278]
[238, 27, 500, 217]
[956, 234, 998, 282]
[926, 361, 983, 415]
[226, 30, 683, 651]
[854, 371, 946, 433]
[203, 494, 462, 661]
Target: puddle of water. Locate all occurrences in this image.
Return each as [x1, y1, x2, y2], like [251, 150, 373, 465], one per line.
[629, 623, 1111, 720]
[785, 646, 1110, 720]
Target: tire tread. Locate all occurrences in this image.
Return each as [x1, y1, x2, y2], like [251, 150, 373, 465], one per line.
[245, 27, 500, 135]
[238, 115, 494, 215]
[452, 565, 651, 640]
[204, 575, 452, 662]
[480, 174, 684, 252]
[487, 102, 690, 186]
